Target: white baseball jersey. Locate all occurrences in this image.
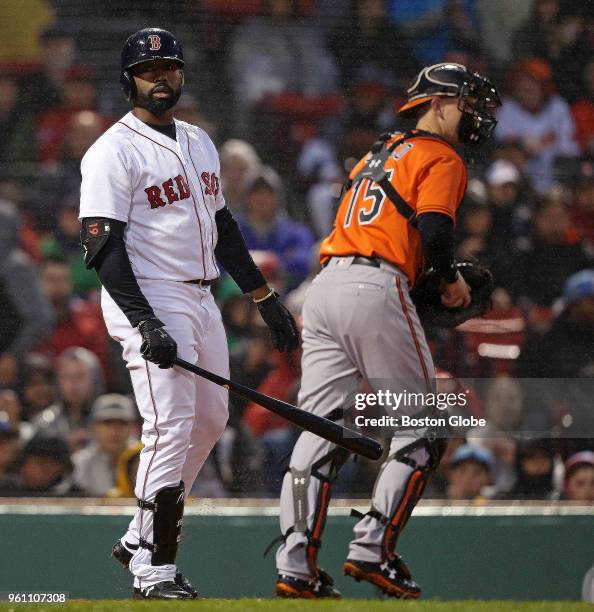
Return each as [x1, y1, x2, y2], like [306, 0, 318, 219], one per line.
[79, 111, 223, 281]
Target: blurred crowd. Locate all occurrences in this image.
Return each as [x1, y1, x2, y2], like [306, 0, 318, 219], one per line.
[0, 0, 592, 502]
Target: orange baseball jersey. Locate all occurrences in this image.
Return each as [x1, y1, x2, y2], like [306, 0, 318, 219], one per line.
[320, 132, 467, 285]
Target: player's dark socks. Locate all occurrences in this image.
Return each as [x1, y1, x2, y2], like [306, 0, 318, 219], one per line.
[133, 580, 193, 600]
[112, 539, 199, 598]
[343, 556, 421, 599]
[275, 568, 341, 599]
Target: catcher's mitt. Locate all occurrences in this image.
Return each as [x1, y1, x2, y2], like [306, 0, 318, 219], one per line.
[410, 259, 494, 328]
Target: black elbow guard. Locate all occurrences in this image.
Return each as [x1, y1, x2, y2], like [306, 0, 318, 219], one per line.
[80, 217, 125, 269]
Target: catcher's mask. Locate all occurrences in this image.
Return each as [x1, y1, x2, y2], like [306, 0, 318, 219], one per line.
[398, 63, 501, 147]
[120, 27, 185, 101]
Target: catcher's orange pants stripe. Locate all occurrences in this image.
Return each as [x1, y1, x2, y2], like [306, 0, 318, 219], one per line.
[307, 480, 331, 574]
[382, 469, 425, 558]
[396, 275, 430, 386]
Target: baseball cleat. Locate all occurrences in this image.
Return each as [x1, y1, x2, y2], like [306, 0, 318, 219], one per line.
[343, 555, 421, 599]
[173, 572, 199, 598]
[112, 539, 199, 598]
[275, 568, 341, 599]
[133, 580, 193, 600]
[111, 539, 133, 568]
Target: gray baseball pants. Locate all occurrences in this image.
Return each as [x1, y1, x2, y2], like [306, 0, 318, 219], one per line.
[276, 256, 435, 579]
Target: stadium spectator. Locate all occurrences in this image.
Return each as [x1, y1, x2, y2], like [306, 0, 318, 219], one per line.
[485, 159, 533, 246]
[445, 444, 494, 501]
[243, 347, 301, 494]
[511, 0, 559, 61]
[571, 59, 594, 157]
[327, 0, 419, 92]
[219, 291, 257, 351]
[570, 175, 594, 245]
[0, 389, 21, 430]
[508, 197, 593, 306]
[295, 137, 343, 239]
[455, 196, 492, 260]
[0, 74, 35, 166]
[561, 451, 594, 502]
[503, 438, 556, 500]
[339, 77, 397, 162]
[105, 441, 143, 498]
[285, 241, 323, 315]
[515, 270, 594, 379]
[0, 417, 19, 480]
[176, 94, 217, 139]
[34, 255, 108, 374]
[0, 434, 79, 496]
[0, 177, 41, 263]
[215, 421, 263, 496]
[0, 201, 52, 388]
[513, 4, 591, 104]
[237, 168, 315, 290]
[388, 0, 482, 64]
[72, 394, 138, 496]
[217, 251, 288, 332]
[222, 317, 274, 495]
[423, 437, 465, 499]
[495, 58, 580, 192]
[18, 354, 56, 421]
[219, 139, 262, 213]
[35, 67, 107, 163]
[20, 27, 76, 115]
[34, 110, 107, 233]
[28, 347, 103, 449]
[41, 195, 101, 295]
[547, 7, 592, 104]
[475, 0, 532, 63]
[467, 378, 523, 495]
[228, 0, 338, 138]
[457, 163, 532, 286]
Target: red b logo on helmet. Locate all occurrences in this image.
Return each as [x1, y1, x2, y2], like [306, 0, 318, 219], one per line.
[148, 34, 161, 51]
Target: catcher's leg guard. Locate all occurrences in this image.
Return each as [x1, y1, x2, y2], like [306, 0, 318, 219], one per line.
[137, 481, 185, 565]
[380, 435, 446, 559]
[270, 444, 350, 578]
[352, 434, 446, 562]
[303, 446, 350, 575]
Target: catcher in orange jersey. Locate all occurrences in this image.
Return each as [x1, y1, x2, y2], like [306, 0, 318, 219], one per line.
[272, 63, 501, 599]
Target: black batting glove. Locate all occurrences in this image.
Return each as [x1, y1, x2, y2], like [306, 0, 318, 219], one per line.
[256, 292, 300, 353]
[138, 317, 177, 368]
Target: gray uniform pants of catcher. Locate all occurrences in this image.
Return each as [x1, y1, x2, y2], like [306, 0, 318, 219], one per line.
[276, 256, 435, 580]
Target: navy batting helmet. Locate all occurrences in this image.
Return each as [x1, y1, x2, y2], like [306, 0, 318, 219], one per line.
[398, 63, 501, 147]
[120, 28, 185, 101]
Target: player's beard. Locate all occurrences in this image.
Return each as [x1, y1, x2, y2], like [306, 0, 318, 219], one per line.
[133, 83, 182, 116]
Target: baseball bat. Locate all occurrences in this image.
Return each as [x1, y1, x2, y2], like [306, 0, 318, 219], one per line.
[174, 357, 383, 461]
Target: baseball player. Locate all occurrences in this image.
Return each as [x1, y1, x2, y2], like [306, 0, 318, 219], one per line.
[79, 28, 298, 600]
[273, 63, 501, 598]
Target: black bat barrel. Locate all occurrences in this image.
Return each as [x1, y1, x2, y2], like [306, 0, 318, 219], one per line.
[174, 357, 383, 461]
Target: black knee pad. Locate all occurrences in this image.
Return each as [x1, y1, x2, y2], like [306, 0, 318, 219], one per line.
[139, 481, 185, 565]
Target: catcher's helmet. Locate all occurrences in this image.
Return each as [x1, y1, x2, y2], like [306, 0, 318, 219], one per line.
[398, 63, 501, 147]
[120, 28, 185, 101]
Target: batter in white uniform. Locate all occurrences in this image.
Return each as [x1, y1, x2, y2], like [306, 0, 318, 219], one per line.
[79, 28, 299, 600]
